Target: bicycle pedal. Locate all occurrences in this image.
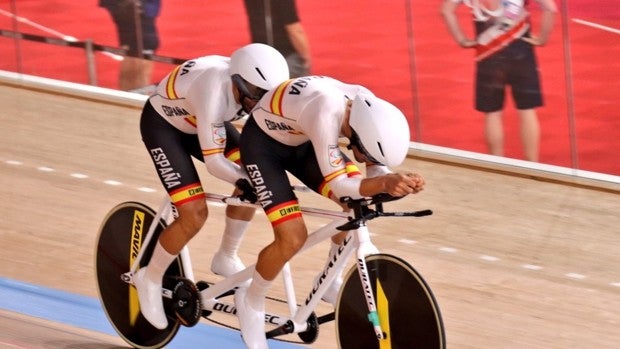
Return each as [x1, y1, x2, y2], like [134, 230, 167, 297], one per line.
[165, 277, 202, 327]
[195, 281, 213, 317]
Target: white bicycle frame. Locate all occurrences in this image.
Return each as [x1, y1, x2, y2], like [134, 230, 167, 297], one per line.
[125, 190, 388, 339]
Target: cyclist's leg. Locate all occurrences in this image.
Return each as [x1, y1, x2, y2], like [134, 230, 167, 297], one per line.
[139, 100, 207, 328]
[289, 148, 361, 306]
[236, 116, 311, 348]
[211, 121, 256, 276]
[95, 201, 181, 348]
[336, 254, 445, 349]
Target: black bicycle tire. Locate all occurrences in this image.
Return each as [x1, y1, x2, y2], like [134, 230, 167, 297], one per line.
[335, 253, 446, 349]
[94, 201, 183, 349]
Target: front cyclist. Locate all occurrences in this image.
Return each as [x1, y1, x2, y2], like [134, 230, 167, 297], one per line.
[235, 76, 426, 348]
[135, 43, 289, 329]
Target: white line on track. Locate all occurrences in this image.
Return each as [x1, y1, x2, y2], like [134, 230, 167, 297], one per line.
[3, 158, 618, 288]
[137, 187, 157, 193]
[565, 273, 586, 280]
[572, 18, 620, 35]
[439, 246, 458, 253]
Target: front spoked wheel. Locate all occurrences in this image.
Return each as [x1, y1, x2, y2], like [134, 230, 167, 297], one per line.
[336, 253, 445, 349]
[95, 201, 185, 349]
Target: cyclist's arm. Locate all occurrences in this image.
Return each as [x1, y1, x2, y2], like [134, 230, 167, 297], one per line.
[360, 172, 425, 197]
[201, 125, 249, 185]
[192, 86, 249, 185]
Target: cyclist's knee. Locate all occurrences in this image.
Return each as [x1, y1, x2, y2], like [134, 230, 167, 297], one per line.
[274, 220, 307, 259]
[176, 200, 209, 234]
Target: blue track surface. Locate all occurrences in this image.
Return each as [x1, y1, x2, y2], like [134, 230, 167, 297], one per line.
[0, 277, 304, 348]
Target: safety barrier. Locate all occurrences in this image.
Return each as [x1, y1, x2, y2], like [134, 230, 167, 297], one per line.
[0, 29, 186, 86]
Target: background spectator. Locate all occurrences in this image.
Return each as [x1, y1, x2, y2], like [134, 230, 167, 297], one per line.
[99, 0, 161, 91]
[242, 0, 311, 78]
[441, 0, 558, 162]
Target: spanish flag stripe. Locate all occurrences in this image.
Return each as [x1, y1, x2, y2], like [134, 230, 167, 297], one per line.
[318, 182, 333, 198]
[324, 168, 347, 182]
[166, 65, 182, 99]
[203, 148, 224, 157]
[271, 212, 303, 227]
[174, 194, 205, 206]
[266, 200, 299, 215]
[226, 149, 241, 164]
[184, 115, 197, 128]
[346, 163, 362, 177]
[270, 80, 293, 116]
[169, 183, 204, 204]
[266, 200, 301, 223]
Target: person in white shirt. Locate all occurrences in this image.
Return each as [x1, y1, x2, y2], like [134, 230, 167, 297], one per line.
[441, 0, 558, 162]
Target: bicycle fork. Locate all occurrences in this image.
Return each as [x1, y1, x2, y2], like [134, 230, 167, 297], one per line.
[354, 225, 389, 343]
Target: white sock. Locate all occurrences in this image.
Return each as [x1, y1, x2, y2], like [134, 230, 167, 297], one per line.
[246, 271, 271, 311]
[218, 217, 249, 256]
[145, 240, 177, 284]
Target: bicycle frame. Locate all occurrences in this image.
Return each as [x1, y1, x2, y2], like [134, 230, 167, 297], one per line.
[123, 191, 391, 338]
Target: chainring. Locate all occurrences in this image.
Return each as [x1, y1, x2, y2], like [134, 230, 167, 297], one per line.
[166, 276, 202, 327]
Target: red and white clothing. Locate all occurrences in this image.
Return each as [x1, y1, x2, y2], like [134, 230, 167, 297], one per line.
[455, 0, 530, 61]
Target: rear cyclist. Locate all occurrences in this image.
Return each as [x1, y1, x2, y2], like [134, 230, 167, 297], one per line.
[235, 75, 426, 348]
[135, 43, 289, 329]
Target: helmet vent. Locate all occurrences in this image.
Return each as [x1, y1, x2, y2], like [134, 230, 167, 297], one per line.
[377, 142, 385, 156]
[255, 67, 266, 81]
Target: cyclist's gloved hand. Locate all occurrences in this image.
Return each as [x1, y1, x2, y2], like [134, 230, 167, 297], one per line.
[235, 178, 258, 204]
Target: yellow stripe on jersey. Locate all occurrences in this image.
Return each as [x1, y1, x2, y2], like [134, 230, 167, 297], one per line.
[202, 148, 224, 157]
[266, 200, 302, 226]
[165, 65, 182, 99]
[345, 162, 362, 177]
[269, 79, 293, 116]
[318, 182, 332, 198]
[324, 168, 348, 182]
[169, 183, 205, 206]
[319, 162, 361, 198]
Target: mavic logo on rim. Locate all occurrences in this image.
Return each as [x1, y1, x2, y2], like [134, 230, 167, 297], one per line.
[129, 210, 145, 326]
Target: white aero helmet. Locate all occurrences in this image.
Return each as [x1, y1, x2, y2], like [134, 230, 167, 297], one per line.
[349, 94, 410, 167]
[230, 43, 290, 100]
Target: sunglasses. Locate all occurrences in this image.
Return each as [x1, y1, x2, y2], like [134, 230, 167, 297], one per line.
[347, 129, 382, 165]
[231, 74, 268, 101]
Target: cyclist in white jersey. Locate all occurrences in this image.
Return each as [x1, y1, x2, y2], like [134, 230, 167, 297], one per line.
[134, 43, 289, 330]
[234, 75, 426, 349]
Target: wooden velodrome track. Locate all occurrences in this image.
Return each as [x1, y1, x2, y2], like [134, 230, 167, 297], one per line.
[1, 73, 619, 348]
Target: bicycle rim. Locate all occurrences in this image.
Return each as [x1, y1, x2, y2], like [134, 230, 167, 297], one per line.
[335, 253, 445, 349]
[94, 201, 182, 348]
